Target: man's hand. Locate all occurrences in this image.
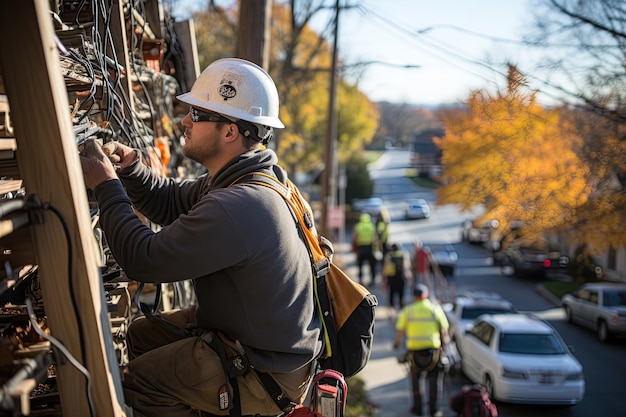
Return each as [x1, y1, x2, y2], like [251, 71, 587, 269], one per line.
[101, 141, 137, 169]
[80, 138, 118, 189]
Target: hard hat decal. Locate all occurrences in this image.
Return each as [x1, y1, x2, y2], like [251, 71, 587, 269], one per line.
[219, 72, 242, 101]
[219, 84, 236, 100]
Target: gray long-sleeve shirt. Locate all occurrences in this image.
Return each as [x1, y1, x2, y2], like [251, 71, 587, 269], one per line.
[94, 148, 321, 373]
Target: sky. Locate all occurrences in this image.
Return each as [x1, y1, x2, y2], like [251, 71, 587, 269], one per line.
[172, 0, 545, 106]
[330, 0, 539, 106]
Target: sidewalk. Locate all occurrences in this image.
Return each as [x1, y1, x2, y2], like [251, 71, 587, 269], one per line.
[334, 245, 458, 417]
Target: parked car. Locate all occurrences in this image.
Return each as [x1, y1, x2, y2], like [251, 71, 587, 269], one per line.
[461, 219, 498, 246]
[351, 197, 389, 222]
[425, 243, 458, 277]
[403, 198, 431, 220]
[561, 282, 626, 342]
[460, 314, 585, 405]
[443, 292, 518, 355]
[499, 243, 568, 278]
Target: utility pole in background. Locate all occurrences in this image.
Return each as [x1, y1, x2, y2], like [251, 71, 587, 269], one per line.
[320, 0, 340, 240]
[236, 0, 272, 68]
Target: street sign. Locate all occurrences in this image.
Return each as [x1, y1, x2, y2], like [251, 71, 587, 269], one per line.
[328, 205, 344, 229]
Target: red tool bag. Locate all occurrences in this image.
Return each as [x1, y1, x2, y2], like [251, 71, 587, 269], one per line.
[450, 384, 498, 417]
[286, 370, 348, 417]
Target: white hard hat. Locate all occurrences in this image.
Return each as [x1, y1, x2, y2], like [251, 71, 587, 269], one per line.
[413, 284, 429, 297]
[177, 58, 284, 129]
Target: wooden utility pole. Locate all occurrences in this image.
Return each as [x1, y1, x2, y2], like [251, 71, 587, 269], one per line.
[320, 0, 340, 238]
[0, 0, 128, 415]
[236, 0, 272, 68]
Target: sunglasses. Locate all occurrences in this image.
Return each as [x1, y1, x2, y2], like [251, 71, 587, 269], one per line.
[189, 106, 233, 123]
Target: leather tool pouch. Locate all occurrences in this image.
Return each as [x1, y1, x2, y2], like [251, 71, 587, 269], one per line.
[410, 348, 440, 372]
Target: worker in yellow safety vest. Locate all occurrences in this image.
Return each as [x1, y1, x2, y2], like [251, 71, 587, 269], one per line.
[352, 212, 378, 286]
[393, 284, 449, 417]
[376, 208, 390, 256]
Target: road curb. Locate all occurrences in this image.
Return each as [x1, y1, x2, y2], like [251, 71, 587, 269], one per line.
[535, 283, 562, 307]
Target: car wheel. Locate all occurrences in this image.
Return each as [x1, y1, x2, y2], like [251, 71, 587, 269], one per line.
[597, 320, 611, 343]
[564, 306, 573, 324]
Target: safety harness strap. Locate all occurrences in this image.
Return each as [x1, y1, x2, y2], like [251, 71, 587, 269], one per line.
[255, 371, 297, 415]
[192, 330, 242, 417]
[198, 330, 295, 417]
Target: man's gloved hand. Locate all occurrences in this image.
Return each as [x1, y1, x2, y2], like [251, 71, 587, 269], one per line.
[79, 138, 118, 190]
[101, 141, 137, 170]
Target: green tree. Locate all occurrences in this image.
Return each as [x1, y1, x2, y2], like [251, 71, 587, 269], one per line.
[345, 154, 374, 204]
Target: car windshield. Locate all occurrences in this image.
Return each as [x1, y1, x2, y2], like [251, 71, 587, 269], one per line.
[461, 308, 514, 320]
[499, 333, 565, 355]
[604, 290, 626, 307]
[430, 247, 451, 256]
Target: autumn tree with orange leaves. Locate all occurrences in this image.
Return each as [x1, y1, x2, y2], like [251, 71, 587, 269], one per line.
[435, 66, 595, 245]
[560, 109, 626, 251]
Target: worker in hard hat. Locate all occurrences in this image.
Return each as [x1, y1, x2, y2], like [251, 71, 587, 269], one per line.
[80, 58, 321, 417]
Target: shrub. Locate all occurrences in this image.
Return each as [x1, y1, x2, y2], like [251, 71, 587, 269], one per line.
[345, 376, 376, 417]
[567, 244, 602, 282]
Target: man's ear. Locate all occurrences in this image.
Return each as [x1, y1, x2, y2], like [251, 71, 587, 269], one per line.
[224, 122, 240, 142]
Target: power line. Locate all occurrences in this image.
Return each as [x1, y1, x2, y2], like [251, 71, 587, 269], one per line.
[350, 4, 583, 106]
[415, 23, 616, 49]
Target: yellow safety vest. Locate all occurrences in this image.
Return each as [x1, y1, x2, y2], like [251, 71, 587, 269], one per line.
[377, 220, 389, 241]
[396, 299, 445, 350]
[354, 215, 376, 245]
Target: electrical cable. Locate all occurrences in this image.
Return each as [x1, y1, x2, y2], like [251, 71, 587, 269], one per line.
[354, 5, 573, 104]
[414, 23, 616, 49]
[36, 201, 96, 417]
[355, 5, 505, 87]
[352, 4, 590, 123]
[26, 297, 96, 416]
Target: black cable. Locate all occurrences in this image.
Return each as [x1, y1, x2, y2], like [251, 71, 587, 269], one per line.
[351, 4, 589, 124]
[354, 4, 580, 107]
[37, 202, 97, 417]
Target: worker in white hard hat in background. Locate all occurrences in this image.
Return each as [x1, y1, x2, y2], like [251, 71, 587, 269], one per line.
[80, 58, 322, 417]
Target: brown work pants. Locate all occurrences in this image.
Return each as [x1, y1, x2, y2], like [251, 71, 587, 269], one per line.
[122, 306, 312, 417]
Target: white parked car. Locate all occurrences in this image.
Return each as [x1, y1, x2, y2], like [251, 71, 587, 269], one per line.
[460, 314, 585, 405]
[403, 198, 431, 219]
[443, 292, 517, 355]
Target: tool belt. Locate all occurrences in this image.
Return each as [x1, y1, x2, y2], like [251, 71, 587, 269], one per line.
[143, 311, 296, 417]
[409, 347, 441, 373]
